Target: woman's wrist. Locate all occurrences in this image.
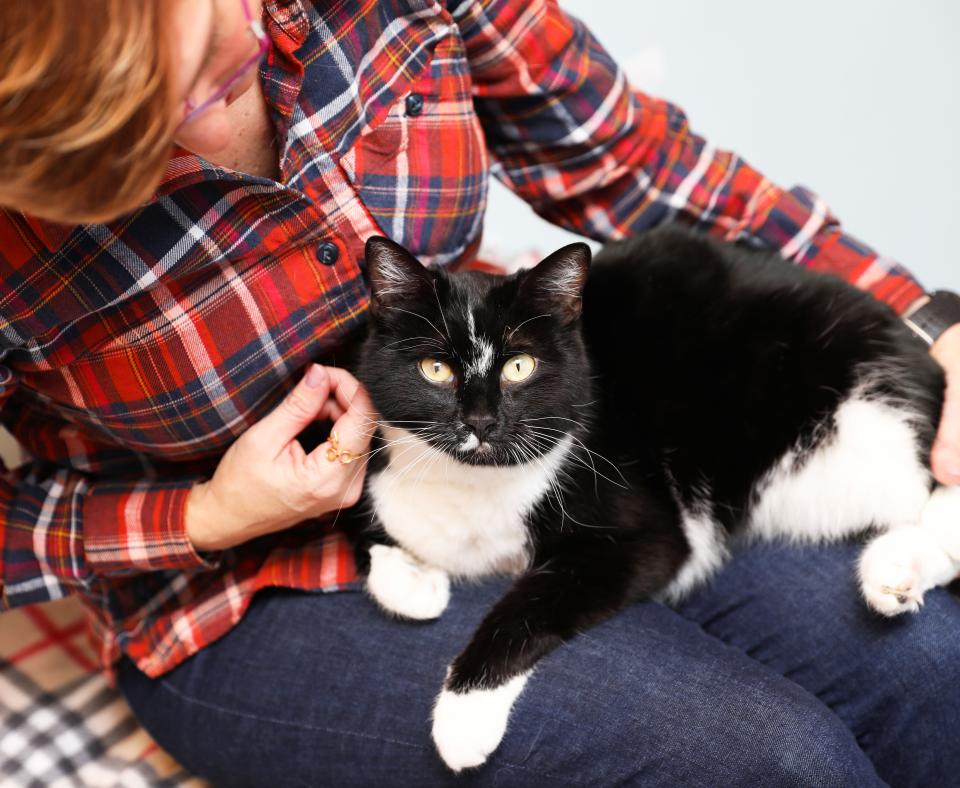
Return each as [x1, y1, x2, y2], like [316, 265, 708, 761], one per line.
[185, 478, 297, 552]
[186, 480, 233, 552]
[930, 322, 960, 369]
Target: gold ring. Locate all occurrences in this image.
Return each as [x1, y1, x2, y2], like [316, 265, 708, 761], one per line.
[325, 430, 360, 465]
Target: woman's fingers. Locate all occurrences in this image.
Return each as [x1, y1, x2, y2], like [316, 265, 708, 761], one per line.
[929, 325, 960, 484]
[304, 368, 377, 468]
[255, 364, 331, 453]
[324, 366, 378, 445]
[932, 382, 960, 483]
[319, 400, 346, 423]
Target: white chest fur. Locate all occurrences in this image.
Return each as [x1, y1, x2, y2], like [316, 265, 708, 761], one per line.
[368, 427, 572, 578]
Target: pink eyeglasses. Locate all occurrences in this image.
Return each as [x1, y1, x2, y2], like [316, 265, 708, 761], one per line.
[181, 0, 270, 126]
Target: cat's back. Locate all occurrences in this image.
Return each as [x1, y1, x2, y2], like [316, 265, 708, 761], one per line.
[584, 225, 891, 341]
[580, 225, 942, 522]
[581, 224, 922, 395]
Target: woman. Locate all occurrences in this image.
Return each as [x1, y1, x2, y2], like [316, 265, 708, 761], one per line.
[2, 1, 959, 784]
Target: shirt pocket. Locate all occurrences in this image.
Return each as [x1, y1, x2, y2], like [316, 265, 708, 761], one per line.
[342, 31, 489, 268]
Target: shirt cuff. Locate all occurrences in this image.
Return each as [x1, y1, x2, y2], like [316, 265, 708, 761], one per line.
[83, 480, 221, 573]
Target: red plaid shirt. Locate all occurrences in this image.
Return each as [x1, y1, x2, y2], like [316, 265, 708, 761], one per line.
[0, 0, 925, 680]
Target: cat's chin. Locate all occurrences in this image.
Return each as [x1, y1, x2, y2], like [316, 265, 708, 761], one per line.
[452, 441, 523, 467]
[454, 442, 506, 466]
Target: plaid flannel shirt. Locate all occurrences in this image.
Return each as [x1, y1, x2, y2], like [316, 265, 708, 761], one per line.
[0, 0, 925, 680]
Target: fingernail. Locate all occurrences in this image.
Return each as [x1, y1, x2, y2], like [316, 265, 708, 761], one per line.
[305, 364, 326, 388]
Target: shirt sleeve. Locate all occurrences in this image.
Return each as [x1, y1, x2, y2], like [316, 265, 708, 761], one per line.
[0, 366, 218, 611]
[453, 0, 925, 314]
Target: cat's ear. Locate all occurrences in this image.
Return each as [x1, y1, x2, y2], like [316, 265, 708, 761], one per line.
[519, 242, 592, 323]
[364, 235, 434, 313]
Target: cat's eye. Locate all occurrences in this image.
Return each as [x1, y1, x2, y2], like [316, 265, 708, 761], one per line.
[502, 354, 536, 383]
[419, 358, 455, 384]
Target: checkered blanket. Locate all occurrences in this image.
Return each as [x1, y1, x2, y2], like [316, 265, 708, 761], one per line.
[0, 597, 206, 788]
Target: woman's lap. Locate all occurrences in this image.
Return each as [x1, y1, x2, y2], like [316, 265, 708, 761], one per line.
[676, 539, 960, 786]
[118, 540, 960, 787]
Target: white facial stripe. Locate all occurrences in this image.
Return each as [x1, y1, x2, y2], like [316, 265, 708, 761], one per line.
[467, 340, 495, 379]
[466, 309, 477, 345]
[464, 304, 495, 379]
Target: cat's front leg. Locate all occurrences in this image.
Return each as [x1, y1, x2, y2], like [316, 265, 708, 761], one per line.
[431, 536, 684, 771]
[432, 668, 531, 773]
[366, 544, 450, 620]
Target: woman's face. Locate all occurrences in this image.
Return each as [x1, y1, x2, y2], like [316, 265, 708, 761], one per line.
[171, 0, 265, 157]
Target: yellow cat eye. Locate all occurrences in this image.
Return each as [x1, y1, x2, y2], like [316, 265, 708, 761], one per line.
[502, 353, 536, 383]
[419, 358, 455, 383]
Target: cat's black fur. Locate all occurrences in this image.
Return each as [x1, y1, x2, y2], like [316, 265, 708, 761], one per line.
[583, 229, 943, 530]
[349, 225, 944, 698]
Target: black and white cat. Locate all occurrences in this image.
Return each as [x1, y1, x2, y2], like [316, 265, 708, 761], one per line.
[348, 227, 960, 772]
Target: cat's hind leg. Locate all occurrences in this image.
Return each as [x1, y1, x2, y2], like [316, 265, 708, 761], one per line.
[742, 394, 959, 615]
[859, 485, 960, 616]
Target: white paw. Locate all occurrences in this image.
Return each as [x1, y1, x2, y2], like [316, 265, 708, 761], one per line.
[366, 544, 450, 620]
[859, 528, 944, 616]
[431, 672, 530, 772]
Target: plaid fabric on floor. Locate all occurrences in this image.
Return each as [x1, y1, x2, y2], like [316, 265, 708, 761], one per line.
[0, 597, 206, 788]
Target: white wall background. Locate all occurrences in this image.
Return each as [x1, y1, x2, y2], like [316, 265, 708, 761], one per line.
[483, 0, 960, 289]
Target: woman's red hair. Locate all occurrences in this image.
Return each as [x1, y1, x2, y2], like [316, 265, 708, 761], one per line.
[0, 0, 178, 224]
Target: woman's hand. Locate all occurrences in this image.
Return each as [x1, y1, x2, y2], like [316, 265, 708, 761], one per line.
[186, 364, 377, 551]
[930, 324, 960, 485]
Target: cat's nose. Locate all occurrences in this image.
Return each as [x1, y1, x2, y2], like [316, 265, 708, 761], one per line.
[465, 415, 497, 441]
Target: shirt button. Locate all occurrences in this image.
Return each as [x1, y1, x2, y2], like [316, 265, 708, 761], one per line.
[405, 92, 424, 117]
[316, 241, 340, 266]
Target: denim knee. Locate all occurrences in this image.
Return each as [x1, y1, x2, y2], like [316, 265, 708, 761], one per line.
[719, 693, 882, 788]
[847, 588, 960, 786]
[487, 660, 882, 787]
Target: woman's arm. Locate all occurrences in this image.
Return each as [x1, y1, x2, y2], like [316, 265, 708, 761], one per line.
[452, 0, 923, 313]
[0, 359, 211, 608]
[2, 472, 211, 610]
[1, 364, 376, 609]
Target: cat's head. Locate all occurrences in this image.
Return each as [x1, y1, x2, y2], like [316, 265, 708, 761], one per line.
[359, 236, 593, 467]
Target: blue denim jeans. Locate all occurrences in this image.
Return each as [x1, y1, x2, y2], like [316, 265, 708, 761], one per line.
[118, 540, 960, 786]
